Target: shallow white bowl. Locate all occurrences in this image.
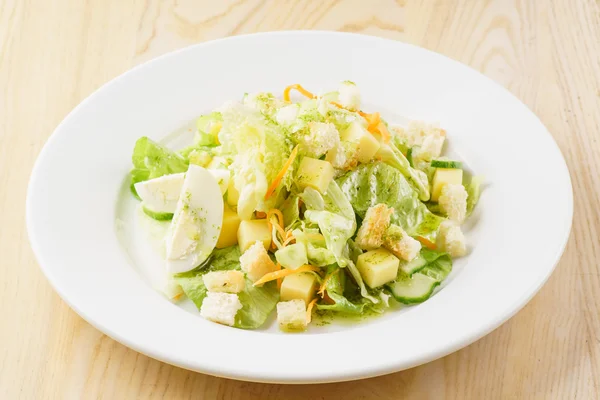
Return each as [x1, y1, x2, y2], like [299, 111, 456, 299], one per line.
[27, 31, 572, 383]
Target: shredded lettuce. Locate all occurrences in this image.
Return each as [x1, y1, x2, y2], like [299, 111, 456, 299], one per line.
[174, 246, 279, 329]
[130, 137, 189, 197]
[218, 101, 294, 219]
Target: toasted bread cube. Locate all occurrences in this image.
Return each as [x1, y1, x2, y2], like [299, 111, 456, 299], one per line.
[297, 157, 335, 194]
[355, 204, 394, 250]
[438, 221, 467, 258]
[239, 241, 278, 284]
[216, 205, 241, 249]
[280, 272, 318, 305]
[200, 292, 243, 326]
[277, 299, 307, 331]
[438, 183, 468, 223]
[356, 248, 399, 288]
[202, 270, 245, 293]
[383, 224, 422, 261]
[237, 219, 271, 252]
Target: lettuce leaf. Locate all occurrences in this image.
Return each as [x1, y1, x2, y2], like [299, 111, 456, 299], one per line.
[337, 162, 444, 241]
[466, 175, 484, 216]
[419, 248, 452, 282]
[302, 181, 357, 265]
[130, 137, 189, 197]
[316, 265, 365, 314]
[375, 142, 430, 201]
[174, 246, 279, 329]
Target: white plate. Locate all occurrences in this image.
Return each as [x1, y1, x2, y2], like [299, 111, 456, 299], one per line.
[27, 31, 572, 383]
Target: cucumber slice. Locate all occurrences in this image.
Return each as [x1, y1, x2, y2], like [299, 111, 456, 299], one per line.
[431, 159, 462, 169]
[142, 206, 174, 221]
[386, 273, 439, 304]
[398, 253, 428, 275]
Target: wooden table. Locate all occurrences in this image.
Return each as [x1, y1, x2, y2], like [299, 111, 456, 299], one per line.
[1, 0, 599, 398]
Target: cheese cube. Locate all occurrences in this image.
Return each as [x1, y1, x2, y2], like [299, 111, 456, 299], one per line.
[341, 121, 381, 163]
[431, 168, 463, 202]
[239, 241, 278, 284]
[237, 219, 271, 252]
[200, 292, 243, 326]
[280, 272, 318, 305]
[296, 157, 335, 193]
[356, 248, 399, 288]
[277, 299, 308, 331]
[202, 270, 245, 293]
[216, 205, 241, 248]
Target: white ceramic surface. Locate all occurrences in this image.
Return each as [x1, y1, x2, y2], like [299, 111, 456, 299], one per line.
[27, 31, 572, 383]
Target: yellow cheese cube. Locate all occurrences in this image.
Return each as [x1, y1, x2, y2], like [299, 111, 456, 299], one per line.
[297, 157, 335, 193]
[237, 219, 271, 252]
[226, 178, 239, 207]
[216, 205, 241, 249]
[431, 168, 463, 202]
[356, 248, 399, 288]
[341, 122, 381, 163]
[280, 272, 318, 305]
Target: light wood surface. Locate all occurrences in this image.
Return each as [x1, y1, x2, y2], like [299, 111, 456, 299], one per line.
[1, 0, 599, 398]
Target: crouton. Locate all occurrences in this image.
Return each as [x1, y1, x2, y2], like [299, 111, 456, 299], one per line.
[383, 224, 422, 261]
[355, 204, 394, 250]
[439, 184, 468, 223]
[239, 241, 278, 284]
[202, 270, 245, 293]
[277, 299, 307, 331]
[200, 292, 243, 326]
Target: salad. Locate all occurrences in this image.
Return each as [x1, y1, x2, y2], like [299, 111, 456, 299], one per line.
[129, 81, 482, 331]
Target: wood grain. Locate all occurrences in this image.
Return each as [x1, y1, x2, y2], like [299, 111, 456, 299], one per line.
[1, 0, 599, 398]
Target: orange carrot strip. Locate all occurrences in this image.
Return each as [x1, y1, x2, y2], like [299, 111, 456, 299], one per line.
[317, 271, 335, 298]
[255, 211, 267, 219]
[367, 112, 381, 132]
[253, 265, 320, 286]
[416, 236, 437, 250]
[265, 145, 299, 200]
[306, 298, 318, 324]
[377, 122, 391, 143]
[283, 84, 316, 102]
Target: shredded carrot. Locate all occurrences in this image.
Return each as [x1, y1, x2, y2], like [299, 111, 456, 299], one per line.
[416, 236, 437, 250]
[255, 211, 267, 219]
[253, 265, 320, 286]
[265, 145, 299, 200]
[283, 84, 316, 102]
[367, 112, 381, 132]
[377, 122, 391, 143]
[306, 298, 318, 324]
